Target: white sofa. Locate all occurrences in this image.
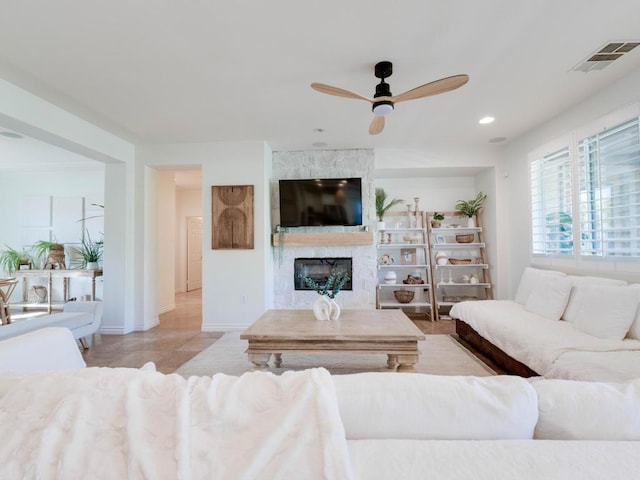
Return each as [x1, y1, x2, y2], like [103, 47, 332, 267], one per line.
[1, 327, 640, 479]
[0, 300, 102, 348]
[451, 267, 640, 382]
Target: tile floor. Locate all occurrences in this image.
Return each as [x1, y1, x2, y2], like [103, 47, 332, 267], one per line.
[81, 292, 500, 374]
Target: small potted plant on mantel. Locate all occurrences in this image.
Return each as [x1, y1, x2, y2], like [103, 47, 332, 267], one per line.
[455, 192, 487, 228]
[375, 188, 404, 230]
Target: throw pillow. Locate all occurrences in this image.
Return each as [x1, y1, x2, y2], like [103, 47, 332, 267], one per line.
[524, 276, 573, 321]
[532, 377, 640, 440]
[571, 285, 639, 340]
[514, 267, 566, 305]
[563, 276, 628, 322]
[626, 284, 640, 340]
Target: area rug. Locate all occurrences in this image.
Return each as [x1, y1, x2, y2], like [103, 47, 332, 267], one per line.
[174, 331, 495, 377]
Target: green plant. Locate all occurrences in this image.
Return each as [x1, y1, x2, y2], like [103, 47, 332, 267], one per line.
[0, 245, 33, 274]
[32, 240, 60, 260]
[455, 192, 487, 218]
[76, 231, 103, 267]
[433, 212, 445, 221]
[304, 268, 350, 299]
[375, 188, 404, 222]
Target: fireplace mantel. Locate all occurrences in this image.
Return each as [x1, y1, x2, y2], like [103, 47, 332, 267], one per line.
[272, 231, 374, 247]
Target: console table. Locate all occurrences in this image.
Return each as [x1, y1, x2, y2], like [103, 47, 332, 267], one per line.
[11, 269, 103, 313]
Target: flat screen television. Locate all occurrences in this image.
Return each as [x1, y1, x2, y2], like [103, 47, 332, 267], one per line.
[279, 178, 362, 227]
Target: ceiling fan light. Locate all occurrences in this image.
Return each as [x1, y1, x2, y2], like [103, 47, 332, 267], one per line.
[372, 102, 394, 116]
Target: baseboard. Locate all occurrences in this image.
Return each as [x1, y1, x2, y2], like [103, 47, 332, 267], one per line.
[158, 304, 176, 315]
[139, 316, 160, 331]
[98, 326, 129, 335]
[201, 323, 250, 332]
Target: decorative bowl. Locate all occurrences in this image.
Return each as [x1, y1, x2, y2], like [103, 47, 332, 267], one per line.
[455, 234, 474, 243]
[449, 258, 472, 265]
[394, 290, 415, 304]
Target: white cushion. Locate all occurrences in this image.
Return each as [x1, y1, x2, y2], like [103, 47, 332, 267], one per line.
[332, 373, 538, 440]
[524, 276, 573, 321]
[563, 276, 628, 322]
[0, 327, 86, 372]
[626, 284, 640, 340]
[532, 377, 640, 440]
[570, 285, 639, 340]
[514, 267, 566, 304]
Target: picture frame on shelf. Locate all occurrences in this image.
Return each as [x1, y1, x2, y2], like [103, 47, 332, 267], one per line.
[435, 235, 447, 244]
[400, 248, 417, 265]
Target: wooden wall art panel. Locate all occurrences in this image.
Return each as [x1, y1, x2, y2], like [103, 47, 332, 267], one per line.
[211, 185, 254, 249]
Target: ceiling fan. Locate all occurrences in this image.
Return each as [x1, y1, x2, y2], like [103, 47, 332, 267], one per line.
[311, 61, 469, 135]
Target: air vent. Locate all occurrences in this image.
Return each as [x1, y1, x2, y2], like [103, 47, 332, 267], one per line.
[572, 41, 640, 72]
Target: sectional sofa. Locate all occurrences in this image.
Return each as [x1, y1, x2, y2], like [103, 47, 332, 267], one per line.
[452, 267, 640, 382]
[0, 327, 640, 479]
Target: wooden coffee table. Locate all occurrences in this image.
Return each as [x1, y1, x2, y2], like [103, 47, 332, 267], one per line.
[240, 309, 426, 372]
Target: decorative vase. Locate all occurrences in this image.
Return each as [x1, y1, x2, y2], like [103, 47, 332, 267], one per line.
[329, 298, 341, 320]
[467, 216, 476, 228]
[431, 220, 441, 228]
[86, 261, 99, 270]
[312, 296, 341, 321]
[384, 271, 397, 284]
[313, 296, 331, 321]
[377, 221, 386, 230]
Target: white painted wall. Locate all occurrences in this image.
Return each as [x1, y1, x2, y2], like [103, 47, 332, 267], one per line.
[175, 188, 202, 293]
[504, 66, 640, 297]
[137, 141, 272, 330]
[0, 79, 138, 335]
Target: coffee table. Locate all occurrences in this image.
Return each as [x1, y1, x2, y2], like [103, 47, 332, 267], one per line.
[240, 309, 426, 372]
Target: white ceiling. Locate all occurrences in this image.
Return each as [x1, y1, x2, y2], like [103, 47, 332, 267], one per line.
[1, 0, 640, 156]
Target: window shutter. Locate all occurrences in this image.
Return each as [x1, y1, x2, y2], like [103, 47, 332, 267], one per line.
[578, 117, 640, 257]
[530, 147, 574, 255]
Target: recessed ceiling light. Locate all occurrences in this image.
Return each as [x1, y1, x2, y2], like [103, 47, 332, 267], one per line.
[479, 116, 495, 125]
[0, 131, 24, 139]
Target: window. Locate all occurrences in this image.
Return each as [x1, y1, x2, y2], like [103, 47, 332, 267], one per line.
[530, 147, 573, 255]
[578, 117, 640, 257]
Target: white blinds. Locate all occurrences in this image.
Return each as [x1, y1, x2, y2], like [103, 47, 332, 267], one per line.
[530, 147, 574, 255]
[578, 117, 640, 257]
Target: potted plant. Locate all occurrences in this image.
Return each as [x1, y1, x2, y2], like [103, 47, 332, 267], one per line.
[304, 268, 350, 321]
[33, 239, 66, 269]
[0, 245, 34, 274]
[431, 212, 445, 228]
[455, 192, 487, 227]
[76, 231, 103, 269]
[375, 188, 404, 230]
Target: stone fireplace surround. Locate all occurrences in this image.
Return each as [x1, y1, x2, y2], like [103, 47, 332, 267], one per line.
[271, 150, 377, 309]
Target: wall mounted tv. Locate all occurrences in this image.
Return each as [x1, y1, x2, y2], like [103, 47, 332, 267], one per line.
[279, 178, 363, 227]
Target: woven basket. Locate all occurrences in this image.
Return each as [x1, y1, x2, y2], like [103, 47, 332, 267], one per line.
[455, 234, 474, 243]
[449, 258, 472, 265]
[394, 290, 415, 304]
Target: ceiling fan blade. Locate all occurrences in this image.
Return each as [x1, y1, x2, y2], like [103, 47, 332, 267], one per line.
[311, 83, 373, 102]
[391, 74, 469, 103]
[369, 116, 385, 135]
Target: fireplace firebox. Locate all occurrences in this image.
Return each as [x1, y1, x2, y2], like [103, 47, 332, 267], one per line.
[294, 257, 353, 291]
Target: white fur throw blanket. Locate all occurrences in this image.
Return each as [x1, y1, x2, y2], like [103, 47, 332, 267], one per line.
[0, 367, 354, 480]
